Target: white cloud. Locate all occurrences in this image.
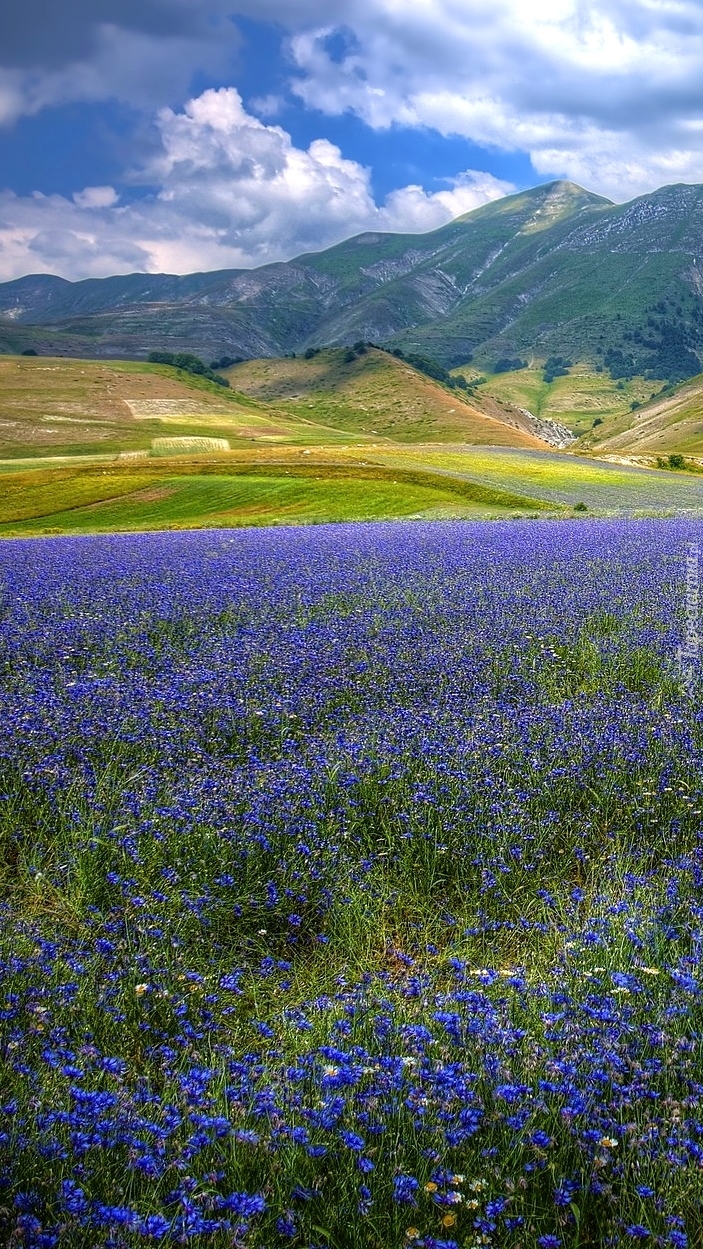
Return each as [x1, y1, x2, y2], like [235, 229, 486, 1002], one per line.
[5, 2, 703, 204]
[72, 186, 119, 209]
[280, 0, 703, 200]
[0, 88, 512, 281]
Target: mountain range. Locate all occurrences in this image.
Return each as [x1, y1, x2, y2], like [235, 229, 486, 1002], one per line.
[3, 179, 703, 381]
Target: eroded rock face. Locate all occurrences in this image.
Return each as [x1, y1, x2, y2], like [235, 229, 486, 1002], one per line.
[515, 407, 577, 449]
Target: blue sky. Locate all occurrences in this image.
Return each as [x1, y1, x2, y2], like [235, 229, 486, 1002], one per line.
[2, 1, 703, 281]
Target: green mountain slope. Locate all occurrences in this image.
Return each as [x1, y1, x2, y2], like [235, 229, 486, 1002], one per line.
[579, 372, 703, 456]
[3, 180, 703, 382]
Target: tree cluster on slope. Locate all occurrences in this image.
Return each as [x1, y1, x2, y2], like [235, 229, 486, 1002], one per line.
[383, 346, 468, 389]
[604, 296, 703, 383]
[147, 351, 230, 387]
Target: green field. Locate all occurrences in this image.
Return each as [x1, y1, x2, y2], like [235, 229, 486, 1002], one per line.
[343, 444, 703, 513]
[2, 441, 703, 537]
[0, 458, 555, 536]
[0, 351, 701, 537]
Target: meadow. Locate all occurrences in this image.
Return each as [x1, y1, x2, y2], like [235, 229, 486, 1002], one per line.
[2, 518, 703, 1248]
[3, 444, 703, 539]
[0, 457, 552, 536]
[464, 365, 660, 440]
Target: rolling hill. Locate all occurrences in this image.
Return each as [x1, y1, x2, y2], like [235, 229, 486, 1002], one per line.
[3, 179, 703, 381]
[222, 348, 549, 447]
[0, 349, 548, 462]
[581, 372, 703, 456]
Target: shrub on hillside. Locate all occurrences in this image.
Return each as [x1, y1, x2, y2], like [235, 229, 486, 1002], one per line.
[148, 350, 230, 387]
[543, 355, 571, 383]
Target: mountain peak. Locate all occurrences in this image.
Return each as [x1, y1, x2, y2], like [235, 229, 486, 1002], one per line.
[453, 179, 612, 230]
[1, 178, 702, 378]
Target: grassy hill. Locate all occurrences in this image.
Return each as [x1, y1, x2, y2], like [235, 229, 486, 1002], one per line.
[582, 372, 703, 455]
[0, 350, 547, 461]
[224, 347, 545, 447]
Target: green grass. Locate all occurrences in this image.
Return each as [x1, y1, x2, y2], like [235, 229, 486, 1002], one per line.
[2, 435, 703, 537]
[0, 460, 553, 536]
[457, 364, 665, 438]
[353, 444, 703, 512]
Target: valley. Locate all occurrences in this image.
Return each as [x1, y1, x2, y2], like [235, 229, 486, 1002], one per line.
[0, 347, 702, 536]
[2, 176, 703, 535]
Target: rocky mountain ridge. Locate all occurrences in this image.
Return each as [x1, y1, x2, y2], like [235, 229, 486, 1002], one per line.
[2, 180, 703, 380]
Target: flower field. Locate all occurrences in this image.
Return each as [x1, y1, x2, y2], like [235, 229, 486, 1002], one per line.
[2, 518, 703, 1248]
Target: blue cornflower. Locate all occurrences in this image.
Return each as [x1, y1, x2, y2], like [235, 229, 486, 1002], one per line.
[625, 1228, 651, 1240]
[554, 1178, 579, 1207]
[219, 972, 242, 992]
[358, 1183, 372, 1215]
[393, 1175, 419, 1205]
[138, 1213, 171, 1238]
[59, 1180, 87, 1215]
[216, 1193, 266, 1217]
[276, 1212, 297, 1238]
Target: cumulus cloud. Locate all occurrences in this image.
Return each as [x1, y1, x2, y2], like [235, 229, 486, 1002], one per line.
[72, 186, 119, 209]
[281, 0, 703, 200]
[0, 88, 513, 281]
[5, 1, 703, 200]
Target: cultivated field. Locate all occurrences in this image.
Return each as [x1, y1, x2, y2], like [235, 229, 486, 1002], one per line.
[2, 352, 702, 536]
[0, 356, 359, 459]
[3, 443, 703, 536]
[0, 456, 554, 537]
[2, 519, 703, 1246]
